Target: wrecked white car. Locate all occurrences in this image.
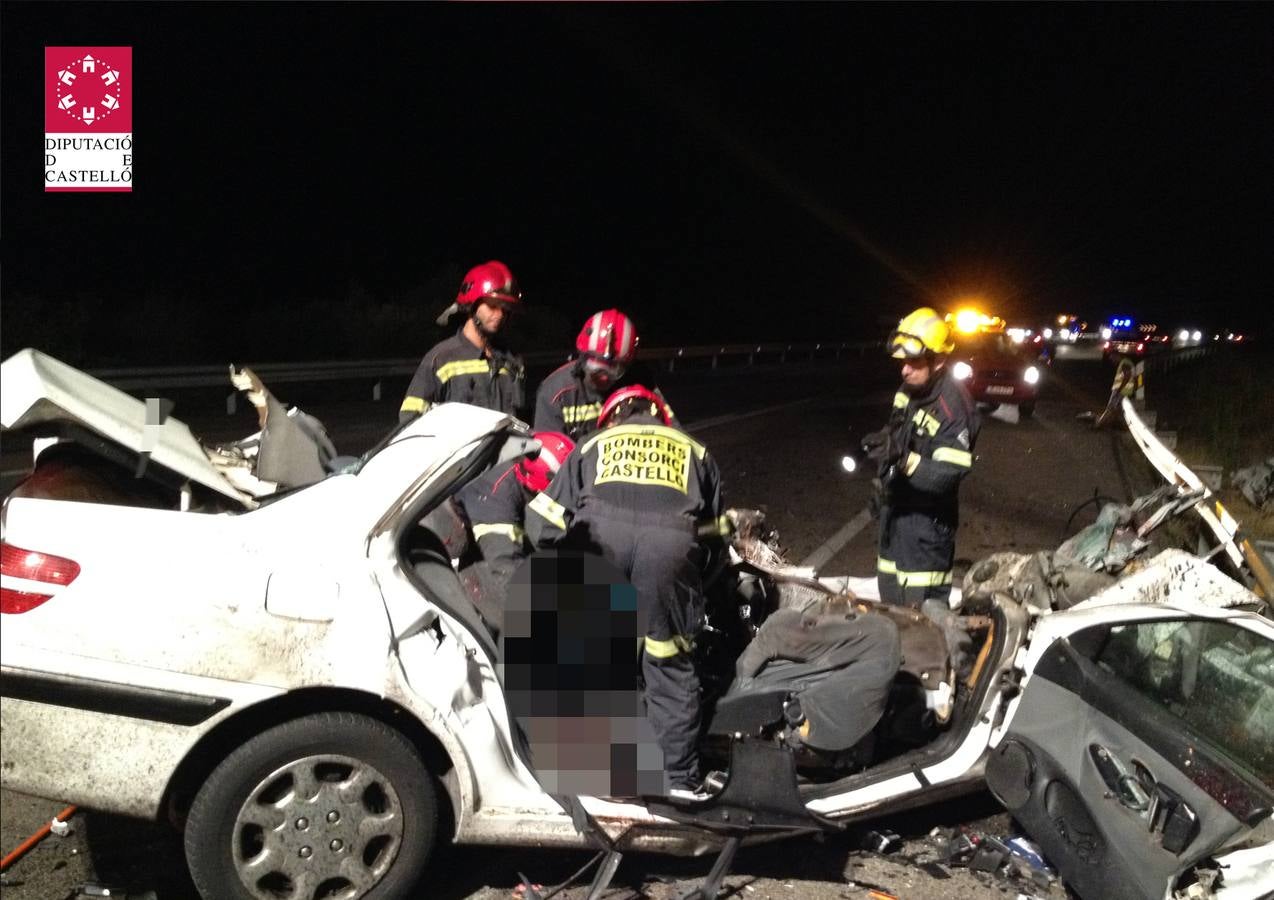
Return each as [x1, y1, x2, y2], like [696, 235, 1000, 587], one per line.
[1, 349, 1272, 900]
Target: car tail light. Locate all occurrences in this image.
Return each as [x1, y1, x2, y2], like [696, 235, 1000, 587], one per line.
[1, 542, 81, 614]
[1137, 342, 1145, 351]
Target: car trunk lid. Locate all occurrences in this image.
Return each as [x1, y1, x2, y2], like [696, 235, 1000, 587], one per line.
[1, 349, 252, 507]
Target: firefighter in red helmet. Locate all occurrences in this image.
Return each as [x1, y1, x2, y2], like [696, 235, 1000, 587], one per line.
[533, 309, 677, 441]
[400, 261, 526, 422]
[453, 431, 575, 634]
[526, 386, 725, 798]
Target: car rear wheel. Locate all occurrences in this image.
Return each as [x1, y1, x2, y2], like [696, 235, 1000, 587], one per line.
[184, 712, 437, 900]
[1018, 402, 1035, 419]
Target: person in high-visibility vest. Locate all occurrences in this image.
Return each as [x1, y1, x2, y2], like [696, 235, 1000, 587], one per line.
[1095, 355, 1138, 428]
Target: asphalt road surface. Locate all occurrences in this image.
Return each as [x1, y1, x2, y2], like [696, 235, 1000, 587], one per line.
[2, 349, 1140, 900]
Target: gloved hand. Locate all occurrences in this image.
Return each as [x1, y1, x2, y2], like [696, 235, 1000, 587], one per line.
[861, 428, 898, 465]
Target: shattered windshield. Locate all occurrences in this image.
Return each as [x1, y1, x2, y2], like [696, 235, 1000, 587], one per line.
[1096, 619, 1274, 789]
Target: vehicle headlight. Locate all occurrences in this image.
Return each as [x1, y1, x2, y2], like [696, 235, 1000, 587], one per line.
[841, 455, 858, 474]
[1178, 329, 1190, 341]
[952, 361, 973, 381]
[1023, 366, 1040, 385]
[1191, 330, 1202, 341]
[1042, 328, 1054, 339]
[1101, 327, 1113, 340]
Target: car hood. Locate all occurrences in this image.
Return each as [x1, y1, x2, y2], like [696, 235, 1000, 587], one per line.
[957, 348, 1027, 368]
[1, 348, 252, 505]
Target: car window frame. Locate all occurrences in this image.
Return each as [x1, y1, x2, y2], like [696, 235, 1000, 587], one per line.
[1089, 617, 1274, 792]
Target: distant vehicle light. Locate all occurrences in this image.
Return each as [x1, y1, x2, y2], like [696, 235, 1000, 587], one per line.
[1191, 330, 1202, 341]
[1235, 334, 1244, 342]
[1101, 327, 1113, 339]
[1226, 333, 1234, 340]
[1137, 343, 1145, 352]
[1043, 328, 1054, 339]
[1178, 329, 1190, 341]
[1023, 366, 1040, 385]
[841, 455, 858, 474]
[955, 309, 983, 334]
[952, 361, 973, 381]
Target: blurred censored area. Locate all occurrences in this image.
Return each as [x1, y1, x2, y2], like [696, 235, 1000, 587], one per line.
[500, 551, 667, 797]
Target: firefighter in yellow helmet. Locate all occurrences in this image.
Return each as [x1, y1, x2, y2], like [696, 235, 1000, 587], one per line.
[862, 308, 979, 660]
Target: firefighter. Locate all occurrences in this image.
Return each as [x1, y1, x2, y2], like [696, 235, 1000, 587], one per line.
[533, 309, 677, 441]
[453, 431, 575, 634]
[865, 307, 979, 625]
[399, 260, 526, 423]
[1095, 354, 1138, 428]
[525, 386, 725, 797]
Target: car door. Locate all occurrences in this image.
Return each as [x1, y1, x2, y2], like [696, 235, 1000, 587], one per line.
[987, 610, 1274, 900]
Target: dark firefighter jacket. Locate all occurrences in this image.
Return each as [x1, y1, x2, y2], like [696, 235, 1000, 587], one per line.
[532, 359, 678, 442]
[453, 461, 531, 582]
[525, 416, 725, 664]
[882, 365, 979, 522]
[400, 328, 525, 423]
[525, 419, 722, 545]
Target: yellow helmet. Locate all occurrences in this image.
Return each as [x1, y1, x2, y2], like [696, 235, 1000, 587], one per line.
[888, 307, 955, 358]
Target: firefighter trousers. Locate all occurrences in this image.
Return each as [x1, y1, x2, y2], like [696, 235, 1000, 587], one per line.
[877, 505, 956, 610]
[568, 506, 707, 789]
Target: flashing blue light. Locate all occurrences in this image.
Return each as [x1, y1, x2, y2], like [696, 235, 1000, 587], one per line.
[1110, 317, 1133, 328]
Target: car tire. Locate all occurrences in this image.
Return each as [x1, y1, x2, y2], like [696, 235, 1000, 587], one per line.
[1019, 402, 1036, 419]
[184, 712, 437, 900]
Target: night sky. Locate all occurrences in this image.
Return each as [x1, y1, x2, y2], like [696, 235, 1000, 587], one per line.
[2, 3, 1270, 365]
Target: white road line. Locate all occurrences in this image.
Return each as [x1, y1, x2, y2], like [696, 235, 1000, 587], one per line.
[685, 397, 819, 433]
[801, 506, 873, 571]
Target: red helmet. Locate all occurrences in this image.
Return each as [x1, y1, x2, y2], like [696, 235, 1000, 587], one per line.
[598, 385, 672, 428]
[457, 261, 522, 307]
[576, 309, 638, 364]
[514, 431, 575, 493]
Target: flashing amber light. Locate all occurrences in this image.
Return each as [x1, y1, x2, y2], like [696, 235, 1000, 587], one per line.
[949, 309, 1006, 335]
[954, 309, 983, 334]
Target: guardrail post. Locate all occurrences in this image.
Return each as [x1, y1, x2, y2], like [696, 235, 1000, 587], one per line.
[226, 392, 237, 415]
[372, 380, 382, 401]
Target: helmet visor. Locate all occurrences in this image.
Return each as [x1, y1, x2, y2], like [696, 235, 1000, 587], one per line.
[887, 330, 929, 359]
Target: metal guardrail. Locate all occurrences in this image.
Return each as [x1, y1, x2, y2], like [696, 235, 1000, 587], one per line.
[1143, 344, 1213, 372]
[86, 341, 878, 412]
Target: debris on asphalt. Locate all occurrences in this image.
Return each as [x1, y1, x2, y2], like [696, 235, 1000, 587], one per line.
[860, 829, 904, 854]
[929, 826, 1056, 893]
[49, 818, 72, 837]
[0, 804, 78, 872]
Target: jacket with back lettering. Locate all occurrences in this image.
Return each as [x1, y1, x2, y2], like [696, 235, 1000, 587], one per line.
[525, 417, 721, 546]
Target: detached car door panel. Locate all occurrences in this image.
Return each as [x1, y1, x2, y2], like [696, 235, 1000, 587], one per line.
[987, 618, 1274, 900]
